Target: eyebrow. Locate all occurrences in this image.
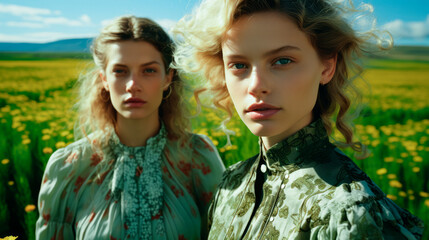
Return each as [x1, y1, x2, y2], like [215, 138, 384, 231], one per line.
[112, 61, 162, 67]
[263, 45, 301, 58]
[224, 45, 301, 59]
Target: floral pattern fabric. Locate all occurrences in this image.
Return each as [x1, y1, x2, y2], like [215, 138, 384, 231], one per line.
[36, 124, 225, 240]
[208, 119, 424, 240]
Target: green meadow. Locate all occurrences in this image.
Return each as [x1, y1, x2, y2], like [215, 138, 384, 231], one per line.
[0, 49, 428, 239]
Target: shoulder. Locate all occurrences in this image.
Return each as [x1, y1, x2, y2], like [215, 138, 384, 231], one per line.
[43, 137, 94, 177]
[313, 184, 424, 239]
[190, 133, 217, 152]
[218, 154, 258, 190]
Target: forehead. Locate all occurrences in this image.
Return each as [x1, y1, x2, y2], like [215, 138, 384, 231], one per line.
[222, 11, 312, 55]
[105, 41, 164, 65]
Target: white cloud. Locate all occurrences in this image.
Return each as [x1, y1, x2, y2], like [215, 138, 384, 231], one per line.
[6, 22, 44, 28]
[383, 15, 429, 39]
[0, 32, 95, 43]
[0, 3, 92, 28]
[0, 3, 51, 17]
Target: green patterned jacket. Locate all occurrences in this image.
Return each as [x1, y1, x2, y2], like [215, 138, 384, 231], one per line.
[208, 120, 424, 240]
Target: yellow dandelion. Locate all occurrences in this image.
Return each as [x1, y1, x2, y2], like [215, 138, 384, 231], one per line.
[387, 174, 397, 179]
[408, 190, 414, 195]
[412, 167, 420, 173]
[219, 148, 226, 153]
[60, 131, 69, 137]
[384, 157, 394, 162]
[43, 147, 53, 154]
[419, 192, 429, 198]
[55, 141, 66, 149]
[413, 156, 423, 162]
[8, 181, 14, 186]
[389, 180, 402, 188]
[396, 159, 403, 164]
[400, 152, 408, 158]
[425, 199, 429, 208]
[376, 168, 387, 175]
[25, 204, 36, 212]
[0, 236, 18, 240]
[387, 137, 400, 143]
[22, 139, 31, 145]
[386, 194, 397, 201]
[42, 129, 51, 134]
[1, 159, 9, 165]
[41, 135, 51, 141]
[212, 140, 219, 146]
[409, 195, 415, 200]
[399, 191, 407, 197]
[410, 151, 418, 156]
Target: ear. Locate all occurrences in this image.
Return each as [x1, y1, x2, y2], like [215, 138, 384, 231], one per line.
[100, 70, 109, 91]
[163, 69, 174, 90]
[320, 54, 337, 85]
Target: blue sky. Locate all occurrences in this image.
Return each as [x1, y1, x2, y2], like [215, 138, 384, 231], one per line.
[0, 0, 428, 46]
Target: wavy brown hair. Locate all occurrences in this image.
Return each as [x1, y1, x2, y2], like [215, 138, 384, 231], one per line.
[75, 16, 190, 146]
[173, 0, 391, 154]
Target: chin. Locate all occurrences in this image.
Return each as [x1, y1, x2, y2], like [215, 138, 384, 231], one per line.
[245, 121, 284, 137]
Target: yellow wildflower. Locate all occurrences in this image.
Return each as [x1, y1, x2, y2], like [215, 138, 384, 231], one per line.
[400, 152, 408, 158]
[413, 156, 423, 162]
[376, 168, 387, 175]
[1, 159, 9, 165]
[43, 147, 53, 154]
[387, 174, 397, 179]
[412, 167, 420, 173]
[8, 181, 14, 186]
[41, 135, 50, 141]
[389, 180, 402, 188]
[419, 192, 429, 198]
[25, 204, 36, 212]
[0, 236, 18, 240]
[22, 139, 31, 145]
[55, 141, 66, 149]
[399, 191, 407, 197]
[386, 194, 397, 201]
[384, 157, 394, 162]
[425, 199, 429, 208]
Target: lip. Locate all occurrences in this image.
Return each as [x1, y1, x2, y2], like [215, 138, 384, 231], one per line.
[124, 97, 146, 107]
[245, 103, 281, 120]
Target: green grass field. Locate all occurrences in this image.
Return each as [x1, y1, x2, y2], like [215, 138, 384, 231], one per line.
[0, 50, 428, 239]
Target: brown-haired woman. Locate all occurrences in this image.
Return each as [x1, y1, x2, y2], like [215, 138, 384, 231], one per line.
[35, 16, 224, 240]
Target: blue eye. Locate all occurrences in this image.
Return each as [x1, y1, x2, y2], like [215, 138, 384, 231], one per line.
[113, 68, 127, 75]
[232, 63, 247, 69]
[274, 58, 292, 65]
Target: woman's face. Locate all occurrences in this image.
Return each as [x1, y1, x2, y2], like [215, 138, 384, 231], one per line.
[101, 41, 172, 122]
[222, 11, 335, 148]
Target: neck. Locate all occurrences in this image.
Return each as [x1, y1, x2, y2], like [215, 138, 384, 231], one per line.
[115, 115, 161, 147]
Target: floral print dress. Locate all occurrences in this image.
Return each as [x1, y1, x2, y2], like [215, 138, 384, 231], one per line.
[36, 124, 225, 240]
[208, 119, 424, 239]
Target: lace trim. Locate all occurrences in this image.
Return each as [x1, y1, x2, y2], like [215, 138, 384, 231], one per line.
[109, 124, 167, 239]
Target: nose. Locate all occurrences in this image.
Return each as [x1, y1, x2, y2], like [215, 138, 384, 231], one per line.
[125, 75, 141, 93]
[248, 67, 269, 97]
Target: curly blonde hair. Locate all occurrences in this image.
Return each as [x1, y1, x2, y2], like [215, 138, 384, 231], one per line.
[173, 0, 391, 153]
[75, 16, 190, 146]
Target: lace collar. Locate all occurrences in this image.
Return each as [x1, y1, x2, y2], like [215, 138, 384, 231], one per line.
[261, 119, 333, 172]
[109, 123, 168, 239]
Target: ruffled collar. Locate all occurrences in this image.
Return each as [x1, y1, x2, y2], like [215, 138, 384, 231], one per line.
[109, 123, 167, 240]
[261, 119, 333, 172]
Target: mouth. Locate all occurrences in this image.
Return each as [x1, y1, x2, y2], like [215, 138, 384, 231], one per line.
[245, 103, 281, 120]
[124, 97, 146, 107]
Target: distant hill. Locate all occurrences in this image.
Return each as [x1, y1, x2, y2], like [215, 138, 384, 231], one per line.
[365, 45, 429, 62]
[0, 38, 93, 53]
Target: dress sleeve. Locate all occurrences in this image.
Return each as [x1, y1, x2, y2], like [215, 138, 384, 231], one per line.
[312, 195, 424, 240]
[35, 146, 81, 240]
[190, 134, 225, 238]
